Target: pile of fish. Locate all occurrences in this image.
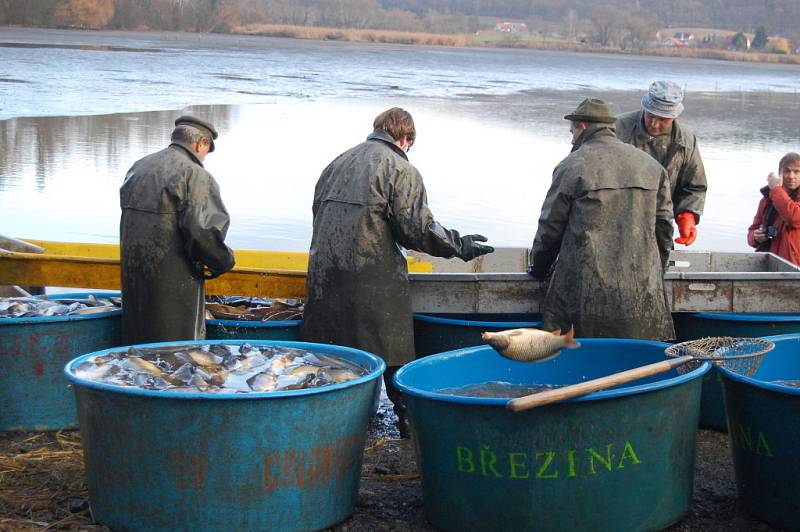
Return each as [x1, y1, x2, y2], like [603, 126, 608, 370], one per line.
[205, 296, 303, 321]
[72, 343, 366, 393]
[0, 295, 121, 318]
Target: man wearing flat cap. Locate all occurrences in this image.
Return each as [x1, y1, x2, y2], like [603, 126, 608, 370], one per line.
[529, 98, 675, 340]
[616, 81, 707, 247]
[120, 115, 235, 344]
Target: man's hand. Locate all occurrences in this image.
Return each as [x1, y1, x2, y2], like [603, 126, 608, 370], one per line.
[203, 267, 223, 280]
[674, 211, 698, 246]
[767, 172, 782, 190]
[526, 265, 548, 280]
[459, 234, 494, 261]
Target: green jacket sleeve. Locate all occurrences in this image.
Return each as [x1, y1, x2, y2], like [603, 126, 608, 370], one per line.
[179, 170, 236, 277]
[655, 167, 675, 270]
[529, 166, 571, 277]
[672, 131, 707, 220]
[388, 166, 468, 260]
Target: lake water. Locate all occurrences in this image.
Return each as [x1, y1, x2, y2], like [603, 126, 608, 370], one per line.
[2, 27, 800, 253]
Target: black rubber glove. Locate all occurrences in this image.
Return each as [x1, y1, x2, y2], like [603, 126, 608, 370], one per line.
[459, 234, 494, 261]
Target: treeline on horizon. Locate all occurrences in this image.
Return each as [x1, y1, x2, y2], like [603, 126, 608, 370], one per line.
[1, 0, 798, 43]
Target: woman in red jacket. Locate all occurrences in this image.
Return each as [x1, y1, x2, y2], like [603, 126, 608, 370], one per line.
[748, 152, 800, 266]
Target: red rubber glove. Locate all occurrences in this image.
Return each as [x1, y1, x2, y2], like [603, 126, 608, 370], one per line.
[675, 211, 697, 246]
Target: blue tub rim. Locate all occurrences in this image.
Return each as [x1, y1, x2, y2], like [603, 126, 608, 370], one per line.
[206, 318, 301, 328]
[64, 339, 385, 400]
[716, 333, 800, 396]
[413, 312, 542, 329]
[394, 338, 710, 406]
[688, 312, 800, 322]
[2, 291, 122, 325]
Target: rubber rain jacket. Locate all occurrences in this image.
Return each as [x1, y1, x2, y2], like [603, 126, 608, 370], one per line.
[529, 124, 675, 341]
[747, 185, 800, 266]
[616, 110, 707, 220]
[120, 141, 235, 345]
[302, 130, 481, 366]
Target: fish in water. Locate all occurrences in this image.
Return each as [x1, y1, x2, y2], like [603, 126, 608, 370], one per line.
[72, 343, 368, 393]
[481, 326, 581, 362]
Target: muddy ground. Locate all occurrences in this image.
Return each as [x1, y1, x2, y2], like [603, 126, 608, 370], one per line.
[0, 396, 781, 532]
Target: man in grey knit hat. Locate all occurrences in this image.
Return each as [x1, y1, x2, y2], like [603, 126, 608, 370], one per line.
[616, 81, 707, 247]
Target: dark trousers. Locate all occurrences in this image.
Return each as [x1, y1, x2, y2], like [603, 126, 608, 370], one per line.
[382, 365, 406, 417]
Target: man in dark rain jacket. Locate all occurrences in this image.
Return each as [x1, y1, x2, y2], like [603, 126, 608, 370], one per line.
[302, 107, 495, 437]
[616, 81, 707, 247]
[529, 99, 675, 340]
[120, 115, 235, 345]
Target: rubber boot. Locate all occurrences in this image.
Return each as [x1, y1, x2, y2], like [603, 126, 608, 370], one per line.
[383, 366, 412, 439]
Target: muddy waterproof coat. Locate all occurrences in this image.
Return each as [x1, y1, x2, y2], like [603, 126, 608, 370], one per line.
[616, 110, 707, 220]
[529, 125, 675, 340]
[747, 185, 800, 266]
[120, 142, 235, 345]
[302, 131, 476, 366]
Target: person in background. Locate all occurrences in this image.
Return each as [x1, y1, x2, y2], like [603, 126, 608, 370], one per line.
[747, 152, 800, 266]
[120, 115, 235, 345]
[302, 107, 495, 437]
[616, 80, 707, 248]
[529, 98, 674, 340]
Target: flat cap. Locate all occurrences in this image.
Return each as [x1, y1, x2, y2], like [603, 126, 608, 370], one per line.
[174, 115, 218, 152]
[641, 81, 684, 119]
[563, 98, 616, 124]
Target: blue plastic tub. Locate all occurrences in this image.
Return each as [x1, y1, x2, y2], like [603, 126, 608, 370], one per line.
[64, 340, 384, 532]
[206, 318, 301, 341]
[395, 339, 710, 532]
[413, 313, 542, 358]
[718, 333, 800, 531]
[0, 292, 122, 431]
[674, 312, 800, 431]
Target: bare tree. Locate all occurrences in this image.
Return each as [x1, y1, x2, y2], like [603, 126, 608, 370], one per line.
[54, 0, 115, 28]
[591, 4, 625, 46]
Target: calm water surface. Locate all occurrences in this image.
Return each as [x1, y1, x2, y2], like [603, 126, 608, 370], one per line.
[2, 28, 799, 253]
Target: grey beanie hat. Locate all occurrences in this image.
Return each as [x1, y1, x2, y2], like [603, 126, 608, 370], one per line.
[641, 81, 684, 119]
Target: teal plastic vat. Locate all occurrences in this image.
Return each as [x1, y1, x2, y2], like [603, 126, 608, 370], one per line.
[718, 333, 800, 531]
[206, 317, 301, 341]
[674, 312, 800, 431]
[0, 292, 121, 431]
[64, 340, 384, 532]
[394, 339, 710, 532]
[413, 313, 542, 358]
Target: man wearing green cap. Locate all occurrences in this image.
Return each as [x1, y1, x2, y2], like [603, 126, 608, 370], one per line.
[120, 115, 235, 344]
[529, 98, 675, 340]
[616, 81, 707, 247]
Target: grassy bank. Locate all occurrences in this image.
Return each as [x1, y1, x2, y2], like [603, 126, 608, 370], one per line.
[234, 24, 468, 47]
[231, 23, 800, 65]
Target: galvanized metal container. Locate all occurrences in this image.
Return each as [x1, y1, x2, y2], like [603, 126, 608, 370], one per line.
[395, 339, 710, 532]
[718, 334, 800, 531]
[1, 292, 121, 431]
[64, 340, 384, 532]
[413, 313, 542, 358]
[206, 317, 301, 341]
[674, 312, 800, 431]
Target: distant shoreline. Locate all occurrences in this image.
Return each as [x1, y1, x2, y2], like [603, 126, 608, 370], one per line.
[3, 23, 799, 66]
[231, 23, 800, 66]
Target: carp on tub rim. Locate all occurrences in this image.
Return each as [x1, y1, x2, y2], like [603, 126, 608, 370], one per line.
[393, 338, 712, 407]
[64, 339, 385, 400]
